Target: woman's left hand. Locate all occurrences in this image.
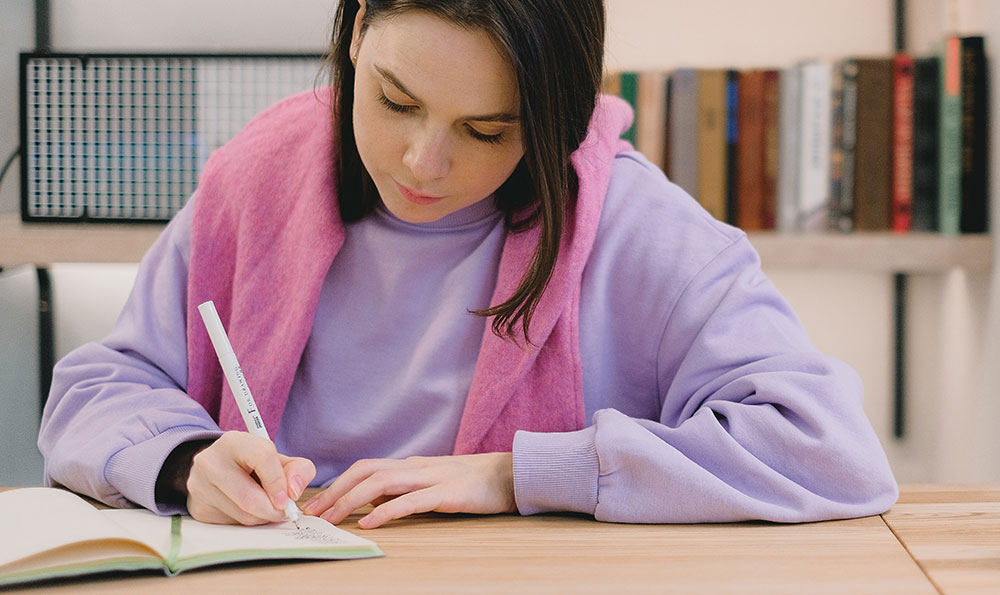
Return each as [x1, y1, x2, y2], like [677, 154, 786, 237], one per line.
[300, 452, 516, 528]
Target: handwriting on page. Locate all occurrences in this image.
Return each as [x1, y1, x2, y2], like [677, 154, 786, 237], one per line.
[284, 527, 353, 545]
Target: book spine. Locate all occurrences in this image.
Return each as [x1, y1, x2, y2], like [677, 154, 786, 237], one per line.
[960, 36, 988, 233]
[618, 71, 639, 145]
[911, 56, 939, 231]
[668, 68, 700, 199]
[828, 60, 845, 231]
[938, 37, 963, 235]
[736, 69, 766, 231]
[761, 69, 780, 230]
[838, 59, 858, 233]
[663, 74, 672, 179]
[854, 58, 894, 231]
[696, 69, 729, 222]
[635, 71, 668, 172]
[797, 61, 833, 231]
[725, 70, 740, 225]
[776, 65, 800, 231]
[892, 53, 915, 232]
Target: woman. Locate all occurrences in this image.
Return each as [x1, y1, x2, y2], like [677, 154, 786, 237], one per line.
[38, 0, 897, 529]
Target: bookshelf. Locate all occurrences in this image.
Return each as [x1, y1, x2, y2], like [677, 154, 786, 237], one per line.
[0, 213, 991, 272]
[600, 0, 999, 483]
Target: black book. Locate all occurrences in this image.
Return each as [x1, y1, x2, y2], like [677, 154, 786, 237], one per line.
[911, 56, 940, 232]
[960, 36, 989, 233]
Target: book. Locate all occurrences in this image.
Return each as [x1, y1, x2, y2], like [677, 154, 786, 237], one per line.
[828, 60, 845, 231]
[619, 71, 640, 145]
[696, 69, 729, 222]
[0, 487, 383, 587]
[911, 56, 940, 231]
[725, 70, 740, 225]
[776, 64, 801, 231]
[796, 60, 834, 231]
[668, 68, 700, 200]
[960, 35, 988, 233]
[635, 71, 669, 173]
[853, 57, 894, 231]
[736, 69, 766, 231]
[761, 69, 780, 230]
[938, 37, 963, 235]
[833, 59, 859, 233]
[892, 53, 915, 232]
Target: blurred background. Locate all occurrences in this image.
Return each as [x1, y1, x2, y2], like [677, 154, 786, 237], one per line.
[1, 0, 998, 487]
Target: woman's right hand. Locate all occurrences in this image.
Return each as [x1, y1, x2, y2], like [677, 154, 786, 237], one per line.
[169, 431, 316, 525]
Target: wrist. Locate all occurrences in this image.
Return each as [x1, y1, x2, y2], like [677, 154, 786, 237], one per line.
[154, 439, 215, 506]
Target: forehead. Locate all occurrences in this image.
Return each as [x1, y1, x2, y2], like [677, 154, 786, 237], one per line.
[364, 10, 520, 113]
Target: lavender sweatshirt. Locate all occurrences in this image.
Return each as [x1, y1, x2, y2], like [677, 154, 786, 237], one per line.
[38, 151, 898, 523]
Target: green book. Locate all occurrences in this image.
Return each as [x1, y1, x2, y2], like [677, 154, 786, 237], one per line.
[0, 487, 383, 587]
[618, 71, 639, 145]
[937, 37, 963, 235]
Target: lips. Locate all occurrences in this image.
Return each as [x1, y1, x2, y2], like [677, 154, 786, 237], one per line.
[394, 181, 444, 206]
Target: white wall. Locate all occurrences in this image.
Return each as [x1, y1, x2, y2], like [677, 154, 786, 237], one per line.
[0, 0, 41, 486]
[0, 0, 996, 485]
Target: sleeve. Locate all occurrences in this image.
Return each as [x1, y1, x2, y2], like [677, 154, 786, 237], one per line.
[512, 157, 898, 524]
[37, 198, 223, 515]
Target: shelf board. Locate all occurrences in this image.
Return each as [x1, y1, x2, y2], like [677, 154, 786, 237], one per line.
[0, 214, 993, 272]
[747, 231, 993, 272]
[0, 214, 166, 266]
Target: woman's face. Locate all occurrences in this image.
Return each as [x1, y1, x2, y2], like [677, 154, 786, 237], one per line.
[351, 10, 525, 223]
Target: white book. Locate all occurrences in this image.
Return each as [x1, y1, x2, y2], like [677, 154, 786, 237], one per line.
[776, 65, 802, 232]
[796, 60, 833, 231]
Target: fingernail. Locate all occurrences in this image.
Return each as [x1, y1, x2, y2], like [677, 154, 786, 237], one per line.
[274, 489, 289, 508]
[358, 514, 373, 529]
[289, 476, 305, 500]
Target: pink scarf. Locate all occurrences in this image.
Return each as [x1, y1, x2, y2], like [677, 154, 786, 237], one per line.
[185, 89, 633, 454]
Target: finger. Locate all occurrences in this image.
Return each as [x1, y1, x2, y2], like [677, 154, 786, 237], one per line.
[358, 486, 445, 529]
[319, 466, 433, 525]
[186, 498, 238, 525]
[302, 458, 408, 516]
[232, 437, 292, 512]
[188, 437, 287, 524]
[278, 455, 317, 501]
[187, 470, 281, 525]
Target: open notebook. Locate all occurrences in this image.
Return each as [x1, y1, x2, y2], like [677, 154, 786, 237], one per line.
[0, 487, 383, 586]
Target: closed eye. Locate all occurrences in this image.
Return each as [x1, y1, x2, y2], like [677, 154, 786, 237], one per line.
[377, 91, 417, 114]
[379, 90, 506, 145]
[466, 125, 505, 145]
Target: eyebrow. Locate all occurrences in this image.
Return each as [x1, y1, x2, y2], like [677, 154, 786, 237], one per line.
[373, 63, 520, 124]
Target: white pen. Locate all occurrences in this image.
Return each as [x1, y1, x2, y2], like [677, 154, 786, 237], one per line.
[197, 300, 303, 530]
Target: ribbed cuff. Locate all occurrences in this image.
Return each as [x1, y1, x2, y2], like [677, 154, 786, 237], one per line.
[105, 426, 223, 515]
[512, 425, 600, 516]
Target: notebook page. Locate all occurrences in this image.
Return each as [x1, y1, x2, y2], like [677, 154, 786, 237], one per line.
[176, 514, 378, 560]
[0, 488, 150, 567]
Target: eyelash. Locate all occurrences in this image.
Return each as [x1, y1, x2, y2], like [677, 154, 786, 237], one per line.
[376, 91, 505, 145]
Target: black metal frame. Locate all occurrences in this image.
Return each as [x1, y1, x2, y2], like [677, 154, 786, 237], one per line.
[18, 51, 325, 224]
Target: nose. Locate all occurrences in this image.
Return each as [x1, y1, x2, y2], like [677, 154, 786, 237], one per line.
[402, 126, 451, 183]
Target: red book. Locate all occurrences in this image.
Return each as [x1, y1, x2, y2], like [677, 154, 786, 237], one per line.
[892, 53, 915, 232]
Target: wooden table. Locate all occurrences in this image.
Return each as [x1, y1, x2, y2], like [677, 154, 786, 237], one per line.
[883, 484, 1000, 594]
[3, 484, 997, 593]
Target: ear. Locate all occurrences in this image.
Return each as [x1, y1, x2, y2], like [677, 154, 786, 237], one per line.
[349, 0, 367, 63]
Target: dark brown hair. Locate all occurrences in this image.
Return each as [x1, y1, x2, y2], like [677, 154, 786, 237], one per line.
[329, 0, 605, 342]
